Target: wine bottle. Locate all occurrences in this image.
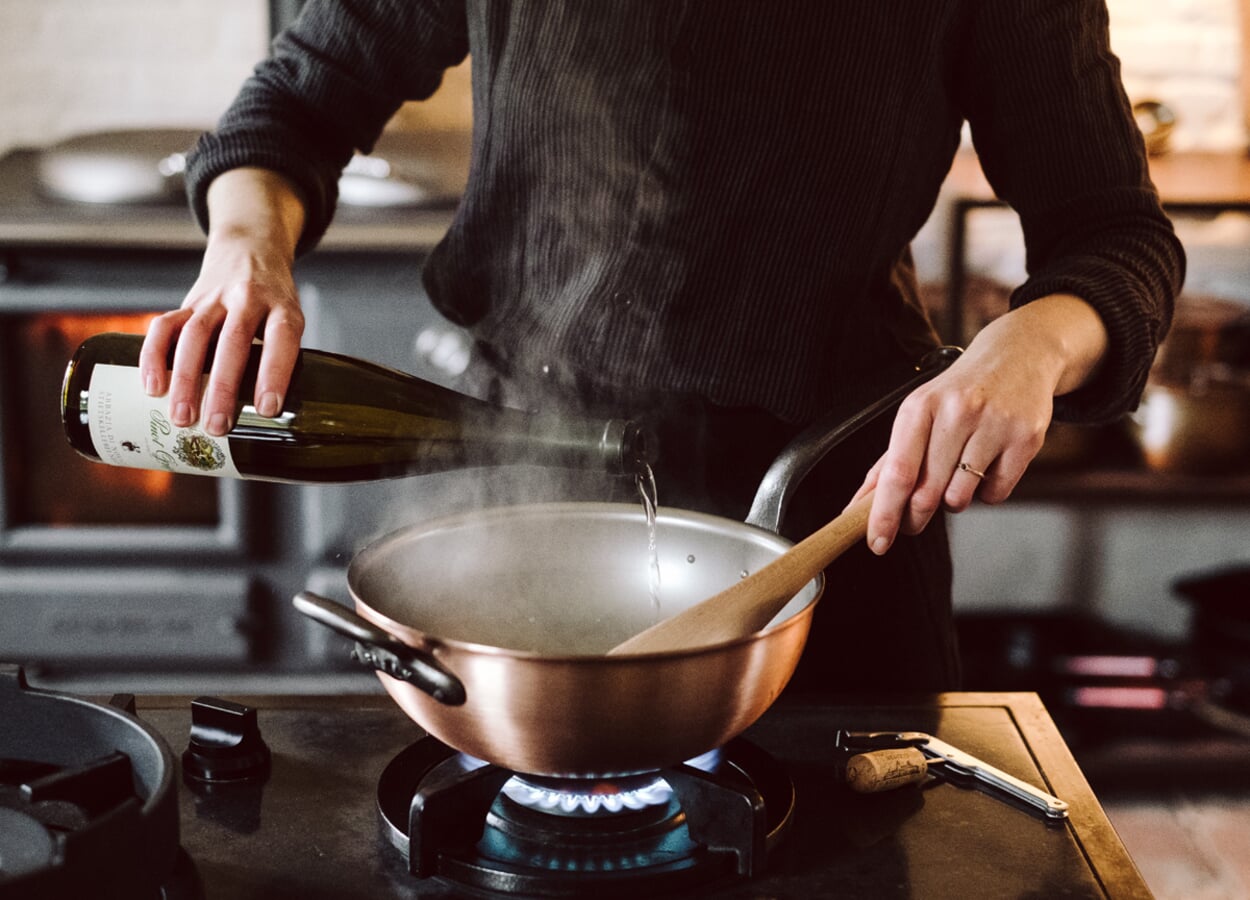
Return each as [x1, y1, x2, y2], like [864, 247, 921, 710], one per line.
[61, 333, 649, 483]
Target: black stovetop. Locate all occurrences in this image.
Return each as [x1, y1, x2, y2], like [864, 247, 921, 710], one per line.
[116, 691, 1146, 899]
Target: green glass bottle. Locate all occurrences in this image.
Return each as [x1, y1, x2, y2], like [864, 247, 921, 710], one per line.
[61, 333, 648, 483]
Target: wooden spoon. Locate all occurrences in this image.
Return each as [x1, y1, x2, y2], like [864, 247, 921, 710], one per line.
[607, 490, 874, 655]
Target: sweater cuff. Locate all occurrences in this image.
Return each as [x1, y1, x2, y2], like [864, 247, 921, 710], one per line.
[1010, 265, 1165, 424]
[184, 130, 337, 258]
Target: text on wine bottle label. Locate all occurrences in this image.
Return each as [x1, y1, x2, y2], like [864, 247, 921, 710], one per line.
[87, 364, 242, 478]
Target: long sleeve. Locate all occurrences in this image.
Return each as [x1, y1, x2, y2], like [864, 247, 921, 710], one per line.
[184, 0, 469, 255]
[960, 0, 1185, 423]
[180, 1, 1184, 426]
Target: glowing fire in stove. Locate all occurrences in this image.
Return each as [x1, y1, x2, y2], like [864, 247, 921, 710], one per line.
[8, 311, 217, 526]
[39, 313, 177, 502]
[501, 749, 722, 816]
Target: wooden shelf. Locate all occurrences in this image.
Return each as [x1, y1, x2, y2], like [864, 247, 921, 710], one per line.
[945, 148, 1250, 209]
[1012, 468, 1250, 504]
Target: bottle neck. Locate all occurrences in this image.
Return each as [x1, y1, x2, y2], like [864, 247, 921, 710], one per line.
[602, 419, 651, 477]
[483, 415, 650, 475]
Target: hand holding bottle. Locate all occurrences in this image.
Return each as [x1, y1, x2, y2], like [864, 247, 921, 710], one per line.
[140, 167, 308, 436]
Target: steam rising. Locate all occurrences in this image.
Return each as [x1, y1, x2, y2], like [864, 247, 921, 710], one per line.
[357, 466, 662, 655]
[351, 355, 659, 655]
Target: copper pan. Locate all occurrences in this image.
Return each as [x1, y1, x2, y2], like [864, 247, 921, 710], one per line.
[295, 347, 960, 777]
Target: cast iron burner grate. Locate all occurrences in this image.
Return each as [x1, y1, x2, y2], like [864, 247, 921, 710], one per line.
[377, 736, 794, 897]
[0, 665, 202, 900]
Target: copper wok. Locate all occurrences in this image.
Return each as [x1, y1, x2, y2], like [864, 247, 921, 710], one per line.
[296, 347, 960, 777]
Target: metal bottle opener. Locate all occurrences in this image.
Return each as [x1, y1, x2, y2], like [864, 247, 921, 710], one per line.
[834, 730, 1070, 820]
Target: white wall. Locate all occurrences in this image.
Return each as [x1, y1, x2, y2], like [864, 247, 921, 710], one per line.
[0, 0, 268, 155]
[951, 504, 1250, 639]
[0, 0, 1245, 157]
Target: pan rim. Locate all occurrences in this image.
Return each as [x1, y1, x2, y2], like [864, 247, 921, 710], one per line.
[348, 501, 824, 661]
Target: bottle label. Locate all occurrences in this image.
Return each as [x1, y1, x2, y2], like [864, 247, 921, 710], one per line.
[87, 364, 241, 478]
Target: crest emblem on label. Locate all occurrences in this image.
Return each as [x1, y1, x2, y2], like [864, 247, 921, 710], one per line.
[173, 433, 227, 471]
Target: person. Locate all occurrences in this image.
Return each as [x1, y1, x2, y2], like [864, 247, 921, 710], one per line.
[140, 1, 1184, 693]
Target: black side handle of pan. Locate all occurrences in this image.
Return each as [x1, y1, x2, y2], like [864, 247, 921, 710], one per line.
[746, 345, 963, 533]
[293, 592, 467, 706]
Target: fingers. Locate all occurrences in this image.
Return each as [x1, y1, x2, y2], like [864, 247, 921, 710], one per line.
[168, 302, 229, 427]
[142, 274, 302, 435]
[139, 309, 191, 397]
[943, 455, 989, 514]
[197, 280, 303, 435]
[203, 300, 262, 435]
[255, 307, 305, 417]
[864, 393, 934, 555]
[847, 456, 883, 506]
[939, 403, 1044, 514]
[863, 379, 1048, 556]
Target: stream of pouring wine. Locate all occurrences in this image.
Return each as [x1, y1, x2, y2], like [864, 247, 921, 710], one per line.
[636, 463, 662, 624]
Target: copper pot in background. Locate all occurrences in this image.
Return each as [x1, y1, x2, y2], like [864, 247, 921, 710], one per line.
[1131, 299, 1250, 475]
[1133, 381, 1250, 474]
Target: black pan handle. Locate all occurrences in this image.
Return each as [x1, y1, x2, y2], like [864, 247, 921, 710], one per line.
[745, 345, 963, 533]
[293, 592, 466, 706]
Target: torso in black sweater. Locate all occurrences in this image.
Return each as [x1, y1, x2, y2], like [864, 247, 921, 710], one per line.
[186, 0, 1184, 424]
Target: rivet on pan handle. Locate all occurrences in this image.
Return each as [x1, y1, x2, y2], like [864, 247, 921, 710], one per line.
[293, 592, 466, 706]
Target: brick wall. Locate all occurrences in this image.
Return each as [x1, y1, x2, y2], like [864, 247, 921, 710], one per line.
[1107, 0, 1246, 151]
[0, 1, 1245, 156]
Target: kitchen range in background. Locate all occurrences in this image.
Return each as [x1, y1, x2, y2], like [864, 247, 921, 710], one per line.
[0, 126, 480, 690]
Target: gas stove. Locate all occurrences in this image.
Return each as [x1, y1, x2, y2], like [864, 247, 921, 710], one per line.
[0, 665, 1151, 899]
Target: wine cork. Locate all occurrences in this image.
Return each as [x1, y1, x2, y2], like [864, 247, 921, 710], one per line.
[844, 747, 932, 793]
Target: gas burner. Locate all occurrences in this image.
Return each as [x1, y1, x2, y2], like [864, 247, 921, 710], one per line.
[377, 737, 794, 897]
[502, 772, 675, 815]
[0, 752, 138, 877]
[0, 665, 202, 900]
[501, 749, 720, 817]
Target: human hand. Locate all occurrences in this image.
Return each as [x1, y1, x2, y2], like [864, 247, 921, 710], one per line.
[849, 294, 1109, 554]
[139, 168, 306, 436]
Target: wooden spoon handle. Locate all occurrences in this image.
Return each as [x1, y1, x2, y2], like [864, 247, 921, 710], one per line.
[608, 490, 874, 655]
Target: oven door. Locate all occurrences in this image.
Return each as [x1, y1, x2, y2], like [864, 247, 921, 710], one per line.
[0, 242, 471, 680]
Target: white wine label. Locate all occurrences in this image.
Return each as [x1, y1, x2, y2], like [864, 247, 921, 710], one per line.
[87, 364, 241, 478]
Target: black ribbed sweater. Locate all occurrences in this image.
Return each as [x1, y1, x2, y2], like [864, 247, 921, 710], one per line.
[187, 0, 1184, 425]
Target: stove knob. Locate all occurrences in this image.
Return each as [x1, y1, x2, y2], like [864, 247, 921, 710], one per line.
[182, 696, 272, 784]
